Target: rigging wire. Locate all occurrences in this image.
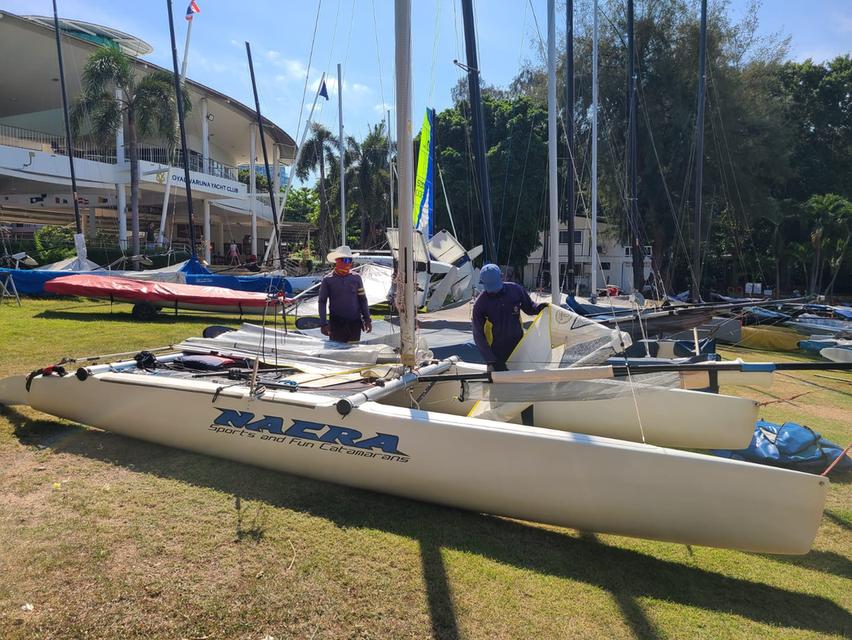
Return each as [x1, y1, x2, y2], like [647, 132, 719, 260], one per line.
[295, 0, 324, 152]
[428, 0, 443, 106]
[369, 0, 387, 112]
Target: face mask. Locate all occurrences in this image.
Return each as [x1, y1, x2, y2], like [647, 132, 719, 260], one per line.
[334, 259, 352, 275]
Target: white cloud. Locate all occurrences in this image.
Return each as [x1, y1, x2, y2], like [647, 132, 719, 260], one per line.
[373, 102, 394, 113]
[265, 51, 308, 81]
[315, 76, 338, 94]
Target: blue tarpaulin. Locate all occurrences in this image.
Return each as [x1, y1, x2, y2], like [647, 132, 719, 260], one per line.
[1, 256, 292, 296]
[713, 420, 851, 474]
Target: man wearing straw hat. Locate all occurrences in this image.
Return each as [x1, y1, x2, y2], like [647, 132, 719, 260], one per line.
[318, 245, 373, 343]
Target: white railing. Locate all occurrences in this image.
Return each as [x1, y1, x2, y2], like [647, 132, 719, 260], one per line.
[0, 123, 116, 163]
[0, 123, 237, 180]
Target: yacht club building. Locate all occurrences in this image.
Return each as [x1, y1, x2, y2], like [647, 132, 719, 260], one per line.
[0, 10, 297, 263]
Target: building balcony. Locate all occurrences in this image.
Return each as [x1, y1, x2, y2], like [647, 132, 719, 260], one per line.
[0, 123, 237, 181]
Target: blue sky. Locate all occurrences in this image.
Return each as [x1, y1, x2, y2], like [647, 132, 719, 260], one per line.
[4, 0, 850, 146]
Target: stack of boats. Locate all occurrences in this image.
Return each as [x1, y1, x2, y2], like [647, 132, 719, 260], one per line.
[1, 228, 481, 320]
[737, 304, 852, 356]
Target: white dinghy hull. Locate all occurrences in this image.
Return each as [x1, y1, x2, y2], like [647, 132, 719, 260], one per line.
[7, 370, 828, 555]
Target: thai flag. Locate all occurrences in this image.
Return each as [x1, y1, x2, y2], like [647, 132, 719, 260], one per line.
[186, 0, 200, 20]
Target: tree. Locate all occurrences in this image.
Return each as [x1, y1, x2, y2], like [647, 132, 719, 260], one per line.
[504, 0, 793, 291]
[295, 123, 338, 258]
[778, 57, 852, 203]
[432, 95, 548, 270]
[33, 225, 76, 264]
[71, 47, 190, 267]
[351, 122, 392, 247]
[803, 194, 852, 296]
[238, 168, 269, 191]
[284, 187, 319, 223]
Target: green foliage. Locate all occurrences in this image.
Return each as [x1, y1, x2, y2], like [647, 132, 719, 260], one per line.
[433, 95, 548, 269]
[284, 187, 320, 223]
[72, 47, 190, 265]
[493, 0, 851, 294]
[778, 57, 852, 202]
[348, 122, 392, 247]
[295, 123, 338, 257]
[284, 1, 851, 295]
[237, 168, 270, 191]
[33, 225, 76, 263]
[802, 193, 852, 294]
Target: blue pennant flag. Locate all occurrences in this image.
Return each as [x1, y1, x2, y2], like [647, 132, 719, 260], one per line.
[319, 80, 329, 100]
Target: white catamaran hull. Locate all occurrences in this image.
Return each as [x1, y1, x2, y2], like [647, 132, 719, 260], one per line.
[529, 386, 757, 449]
[2, 371, 827, 555]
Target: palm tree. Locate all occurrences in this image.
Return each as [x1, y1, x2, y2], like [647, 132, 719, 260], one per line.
[352, 123, 392, 247]
[296, 123, 338, 259]
[803, 194, 851, 294]
[71, 47, 190, 266]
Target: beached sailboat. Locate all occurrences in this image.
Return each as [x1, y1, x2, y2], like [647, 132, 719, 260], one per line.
[0, 0, 831, 555]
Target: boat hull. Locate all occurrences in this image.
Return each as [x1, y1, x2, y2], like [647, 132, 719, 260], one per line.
[530, 386, 757, 449]
[7, 371, 828, 555]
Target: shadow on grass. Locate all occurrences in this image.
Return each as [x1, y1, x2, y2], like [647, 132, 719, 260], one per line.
[35, 309, 251, 326]
[7, 410, 852, 639]
[824, 510, 851, 532]
[760, 548, 852, 580]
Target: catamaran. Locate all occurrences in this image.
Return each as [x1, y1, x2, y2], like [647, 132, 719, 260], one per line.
[0, 0, 832, 556]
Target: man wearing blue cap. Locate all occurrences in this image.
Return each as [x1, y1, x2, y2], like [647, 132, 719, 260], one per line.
[472, 264, 548, 371]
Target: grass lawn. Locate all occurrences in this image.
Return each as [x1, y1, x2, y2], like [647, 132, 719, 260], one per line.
[0, 298, 850, 639]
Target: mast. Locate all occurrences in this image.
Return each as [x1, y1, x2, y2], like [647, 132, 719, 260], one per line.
[388, 108, 394, 229]
[245, 41, 282, 267]
[628, 0, 643, 291]
[565, 0, 575, 293]
[51, 0, 85, 261]
[547, 0, 559, 302]
[459, 0, 497, 264]
[180, 11, 193, 82]
[338, 63, 346, 244]
[166, 0, 197, 256]
[395, 0, 416, 366]
[591, 0, 599, 296]
[692, 0, 708, 302]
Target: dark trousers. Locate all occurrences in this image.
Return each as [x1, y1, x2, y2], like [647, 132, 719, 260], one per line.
[329, 315, 362, 343]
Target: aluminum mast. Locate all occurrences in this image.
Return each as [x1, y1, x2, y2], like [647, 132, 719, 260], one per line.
[394, 0, 416, 366]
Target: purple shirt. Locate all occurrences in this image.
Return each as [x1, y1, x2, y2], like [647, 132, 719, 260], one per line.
[472, 282, 546, 364]
[318, 272, 371, 324]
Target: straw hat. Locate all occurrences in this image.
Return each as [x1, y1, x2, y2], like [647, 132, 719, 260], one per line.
[327, 245, 357, 262]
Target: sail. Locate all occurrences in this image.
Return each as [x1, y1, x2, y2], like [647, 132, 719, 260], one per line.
[413, 108, 435, 238]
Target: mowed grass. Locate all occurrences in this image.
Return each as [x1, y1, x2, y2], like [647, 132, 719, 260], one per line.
[0, 298, 849, 639]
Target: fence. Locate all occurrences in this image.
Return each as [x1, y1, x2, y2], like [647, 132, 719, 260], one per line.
[1, 124, 238, 181]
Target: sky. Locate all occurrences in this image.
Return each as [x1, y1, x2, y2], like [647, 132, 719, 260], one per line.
[3, 0, 850, 148]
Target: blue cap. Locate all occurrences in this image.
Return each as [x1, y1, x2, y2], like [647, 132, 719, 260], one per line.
[479, 263, 503, 293]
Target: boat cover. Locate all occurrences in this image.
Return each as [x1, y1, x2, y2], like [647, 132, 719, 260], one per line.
[1, 256, 293, 295]
[713, 420, 851, 475]
[44, 274, 279, 309]
[739, 325, 801, 351]
[798, 338, 852, 353]
[821, 346, 852, 363]
[176, 323, 397, 366]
